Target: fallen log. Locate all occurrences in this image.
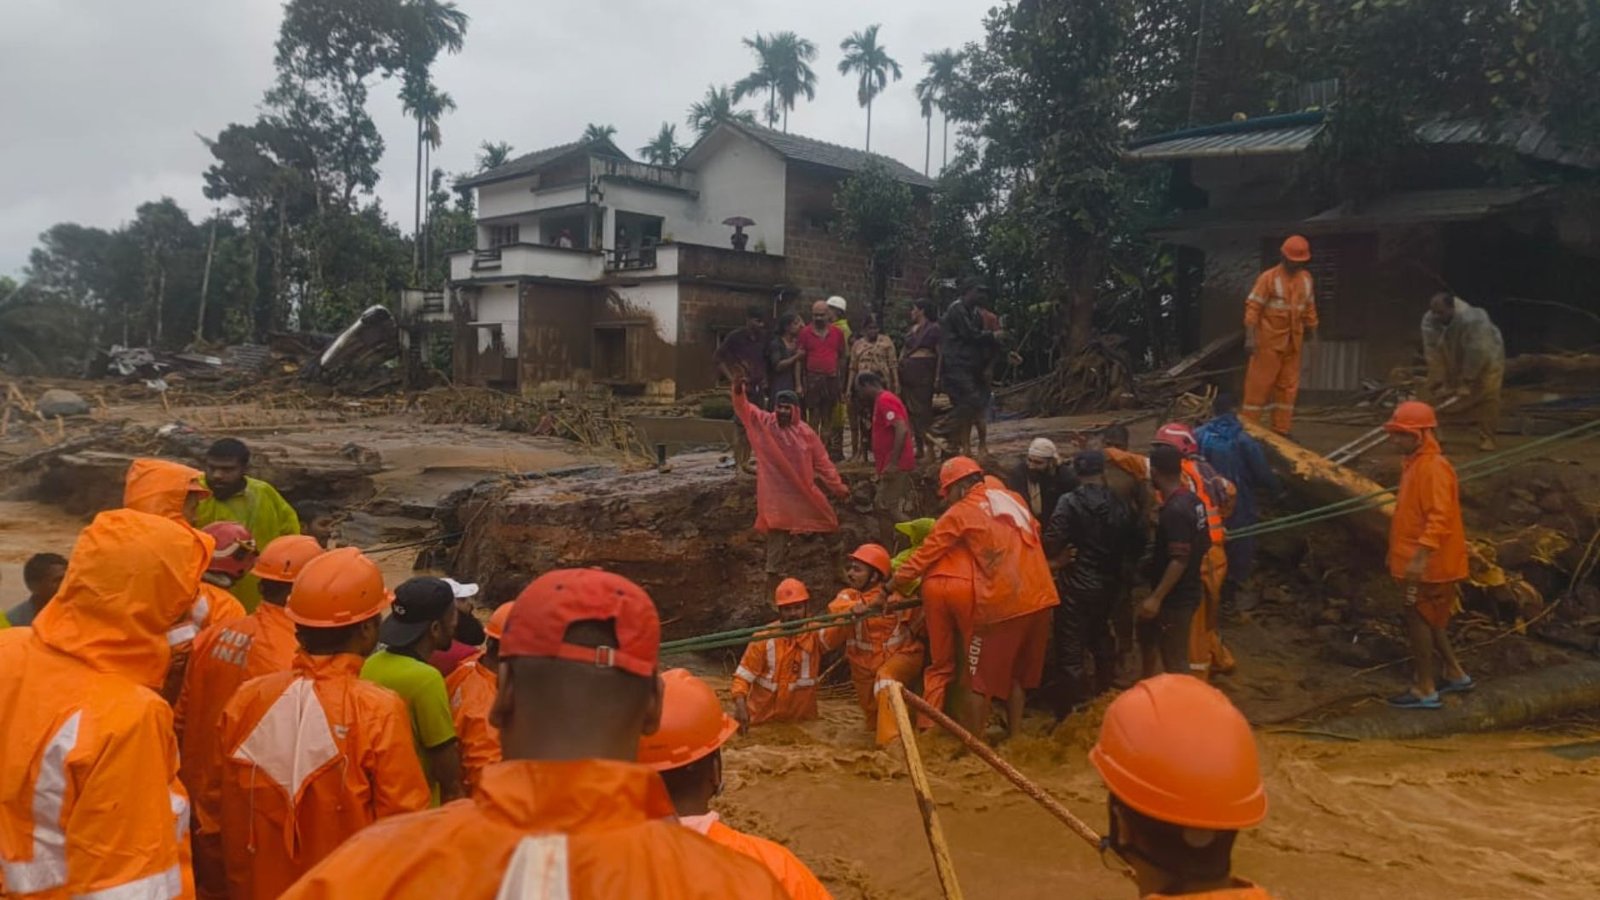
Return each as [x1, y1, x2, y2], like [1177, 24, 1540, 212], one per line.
[1314, 661, 1600, 740]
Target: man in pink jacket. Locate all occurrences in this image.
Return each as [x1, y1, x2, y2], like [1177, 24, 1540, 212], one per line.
[732, 379, 850, 584]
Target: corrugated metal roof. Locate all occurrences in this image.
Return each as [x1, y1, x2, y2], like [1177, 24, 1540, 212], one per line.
[1301, 186, 1552, 229]
[1125, 123, 1321, 161]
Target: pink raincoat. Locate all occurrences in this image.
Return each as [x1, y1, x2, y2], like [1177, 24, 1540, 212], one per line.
[734, 389, 848, 534]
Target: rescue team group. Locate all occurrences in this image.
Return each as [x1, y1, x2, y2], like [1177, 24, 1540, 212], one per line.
[0, 253, 1479, 900]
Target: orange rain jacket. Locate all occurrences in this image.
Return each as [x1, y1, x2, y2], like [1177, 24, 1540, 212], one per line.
[124, 457, 207, 522]
[1244, 264, 1317, 354]
[827, 585, 926, 744]
[731, 624, 844, 725]
[892, 476, 1060, 629]
[277, 759, 788, 899]
[0, 509, 209, 899]
[733, 386, 849, 534]
[1149, 879, 1273, 899]
[216, 651, 430, 900]
[680, 812, 832, 900]
[445, 652, 502, 796]
[176, 602, 299, 895]
[1388, 430, 1469, 583]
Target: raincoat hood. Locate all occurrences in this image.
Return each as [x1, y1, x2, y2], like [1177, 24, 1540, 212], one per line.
[1406, 429, 1444, 461]
[123, 457, 208, 522]
[33, 508, 212, 688]
[1203, 413, 1243, 439]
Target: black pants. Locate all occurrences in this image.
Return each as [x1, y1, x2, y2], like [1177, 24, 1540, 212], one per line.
[931, 366, 985, 446]
[1137, 600, 1197, 676]
[1054, 583, 1119, 716]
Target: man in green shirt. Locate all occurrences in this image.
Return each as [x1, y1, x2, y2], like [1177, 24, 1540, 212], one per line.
[195, 438, 301, 612]
[361, 577, 465, 805]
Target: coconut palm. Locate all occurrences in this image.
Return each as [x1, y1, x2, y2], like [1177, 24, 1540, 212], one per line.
[401, 75, 455, 273]
[733, 31, 818, 132]
[638, 123, 687, 166]
[918, 49, 962, 172]
[395, 1, 469, 275]
[477, 140, 514, 171]
[838, 25, 902, 152]
[582, 123, 618, 143]
[687, 85, 757, 138]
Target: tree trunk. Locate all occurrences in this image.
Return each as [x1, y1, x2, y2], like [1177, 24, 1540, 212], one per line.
[154, 266, 166, 348]
[413, 115, 423, 276]
[1063, 251, 1100, 354]
[942, 115, 950, 171]
[924, 114, 931, 176]
[865, 98, 873, 152]
[196, 213, 219, 341]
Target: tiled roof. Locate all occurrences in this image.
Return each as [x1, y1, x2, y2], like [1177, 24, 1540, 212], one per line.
[726, 122, 936, 188]
[458, 138, 628, 188]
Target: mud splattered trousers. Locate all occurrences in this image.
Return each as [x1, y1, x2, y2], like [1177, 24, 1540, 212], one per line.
[1188, 546, 1235, 678]
[919, 574, 974, 729]
[848, 649, 927, 745]
[1243, 343, 1301, 434]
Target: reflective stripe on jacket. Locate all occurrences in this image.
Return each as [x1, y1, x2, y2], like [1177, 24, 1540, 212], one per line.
[445, 655, 502, 796]
[1244, 264, 1317, 351]
[729, 626, 842, 725]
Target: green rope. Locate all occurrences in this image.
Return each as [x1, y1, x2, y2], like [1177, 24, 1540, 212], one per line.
[661, 601, 922, 656]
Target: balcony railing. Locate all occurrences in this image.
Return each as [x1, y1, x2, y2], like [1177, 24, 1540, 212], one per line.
[449, 243, 606, 283]
[605, 246, 658, 272]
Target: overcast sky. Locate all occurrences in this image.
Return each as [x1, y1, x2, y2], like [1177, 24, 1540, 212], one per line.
[0, 0, 996, 276]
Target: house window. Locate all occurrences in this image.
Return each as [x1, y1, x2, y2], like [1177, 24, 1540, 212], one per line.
[806, 212, 833, 233]
[489, 224, 521, 248]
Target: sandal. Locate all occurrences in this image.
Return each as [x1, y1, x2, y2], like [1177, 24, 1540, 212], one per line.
[1387, 691, 1443, 710]
[1439, 675, 1475, 694]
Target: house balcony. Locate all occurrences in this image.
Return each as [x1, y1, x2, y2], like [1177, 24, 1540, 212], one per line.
[449, 243, 606, 284]
[450, 242, 787, 288]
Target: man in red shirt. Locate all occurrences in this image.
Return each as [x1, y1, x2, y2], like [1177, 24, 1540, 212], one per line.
[854, 370, 916, 544]
[796, 299, 848, 457]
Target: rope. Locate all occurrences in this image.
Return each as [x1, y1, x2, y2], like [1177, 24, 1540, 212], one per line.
[660, 600, 922, 656]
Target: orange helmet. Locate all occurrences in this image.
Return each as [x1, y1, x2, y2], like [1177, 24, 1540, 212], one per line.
[251, 535, 325, 584]
[938, 456, 983, 497]
[1383, 400, 1438, 435]
[636, 668, 739, 771]
[774, 577, 810, 607]
[484, 602, 514, 641]
[848, 543, 892, 579]
[1280, 234, 1311, 263]
[1090, 674, 1267, 831]
[285, 547, 390, 627]
[1153, 422, 1199, 457]
[201, 521, 258, 579]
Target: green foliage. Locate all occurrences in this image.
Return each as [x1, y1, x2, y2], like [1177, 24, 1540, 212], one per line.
[686, 85, 757, 138]
[733, 31, 818, 132]
[476, 140, 514, 171]
[838, 25, 903, 151]
[0, 280, 88, 375]
[833, 161, 915, 319]
[638, 123, 687, 165]
[582, 123, 618, 143]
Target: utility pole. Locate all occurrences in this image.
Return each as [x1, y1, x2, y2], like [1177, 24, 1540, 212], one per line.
[196, 211, 219, 342]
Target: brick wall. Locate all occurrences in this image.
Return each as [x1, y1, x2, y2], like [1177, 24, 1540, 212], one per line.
[677, 282, 773, 395]
[781, 163, 933, 318]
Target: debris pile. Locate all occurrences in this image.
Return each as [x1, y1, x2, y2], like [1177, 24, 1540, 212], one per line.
[417, 387, 652, 460]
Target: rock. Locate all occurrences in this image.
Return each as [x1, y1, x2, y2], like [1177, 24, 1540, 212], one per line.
[1537, 491, 1568, 515]
[37, 389, 90, 418]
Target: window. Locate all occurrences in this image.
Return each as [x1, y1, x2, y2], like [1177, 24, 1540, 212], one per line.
[489, 224, 520, 248]
[806, 212, 833, 233]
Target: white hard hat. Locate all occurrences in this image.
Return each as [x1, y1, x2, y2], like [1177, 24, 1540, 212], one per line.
[826, 295, 848, 312]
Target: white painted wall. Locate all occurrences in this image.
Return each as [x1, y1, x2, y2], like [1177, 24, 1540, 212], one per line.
[682, 134, 787, 254]
[610, 282, 679, 344]
[473, 284, 521, 357]
[477, 179, 589, 221]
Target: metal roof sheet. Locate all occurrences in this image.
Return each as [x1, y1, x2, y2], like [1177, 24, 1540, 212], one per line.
[1301, 186, 1553, 228]
[1125, 124, 1322, 161]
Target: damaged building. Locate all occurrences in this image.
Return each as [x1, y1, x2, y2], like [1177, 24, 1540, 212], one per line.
[1128, 111, 1600, 395]
[446, 122, 933, 400]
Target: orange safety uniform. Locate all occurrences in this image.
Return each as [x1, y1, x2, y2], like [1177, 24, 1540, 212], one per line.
[731, 625, 843, 725]
[277, 759, 788, 899]
[445, 652, 502, 796]
[827, 585, 926, 745]
[1388, 429, 1468, 627]
[1181, 458, 1235, 679]
[217, 650, 430, 900]
[124, 457, 207, 522]
[176, 600, 299, 897]
[680, 813, 832, 900]
[912, 547, 978, 727]
[1148, 881, 1273, 899]
[1243, 263, 1317, 434]
[0, 509, 209, 899]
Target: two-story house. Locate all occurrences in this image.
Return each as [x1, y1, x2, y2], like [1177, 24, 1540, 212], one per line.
[447, 121, 934, 400]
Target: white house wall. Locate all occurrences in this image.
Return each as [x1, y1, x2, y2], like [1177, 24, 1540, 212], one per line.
[474, 284, 521, 357]
[610, 282, 679, 344]
[686, 137, 787, 254]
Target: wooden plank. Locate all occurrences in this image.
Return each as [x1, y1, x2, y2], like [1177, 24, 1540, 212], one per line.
[888, 684, 965, 900]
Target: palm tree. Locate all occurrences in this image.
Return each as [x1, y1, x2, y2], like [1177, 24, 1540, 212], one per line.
[918, 49, 962, 172]
[734, 31, 818, 133]
[394, 1, 469, 275]
[687, 85, 757, 138]
[638, 123, 686, 166]
[477, 141, 514, 171]
[401, 75, 454, 274]
[838, 25, 902, 152]
[582, 123, 618, 144]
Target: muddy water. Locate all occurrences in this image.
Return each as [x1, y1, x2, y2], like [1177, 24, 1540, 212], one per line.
[713, 685, 1600, 899]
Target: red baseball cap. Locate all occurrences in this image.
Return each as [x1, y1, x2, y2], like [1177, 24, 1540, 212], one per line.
[499, 568, 660, 678]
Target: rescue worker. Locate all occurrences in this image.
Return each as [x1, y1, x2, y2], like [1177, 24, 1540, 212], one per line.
[1139, 444, 1211, 678]
[1197, 395, 1280, 619]
[195, 438, 302, 611]
[278, 568, 789, 899]
[361, 577, 465, 804]
[196, 521, 254, 627]
[1422, 293, 1506, 451]
[178, 534, 324, 898]
[731, 578, 843, 730]
[446, 602, 514, 795]
[216, 547, 429, 899]
[123, 456, 210, 524]
[732, 378, 850, 583]
[1243, 235, 1318, 435]
[1044, 450, 1143, 717]
[1384, 401, 1473, 709]
[889, 456, 1059, 741]
[1090, 674, 1270, 898]
[827, 543, 926, 746]
[638, 669, 833, 899]
[1153, 423, 1237, 679]
[1005, 437, 1080, 522]
[0, 508, 211, 899]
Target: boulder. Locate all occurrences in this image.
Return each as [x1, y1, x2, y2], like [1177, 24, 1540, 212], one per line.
[37, 389, 90, 418]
